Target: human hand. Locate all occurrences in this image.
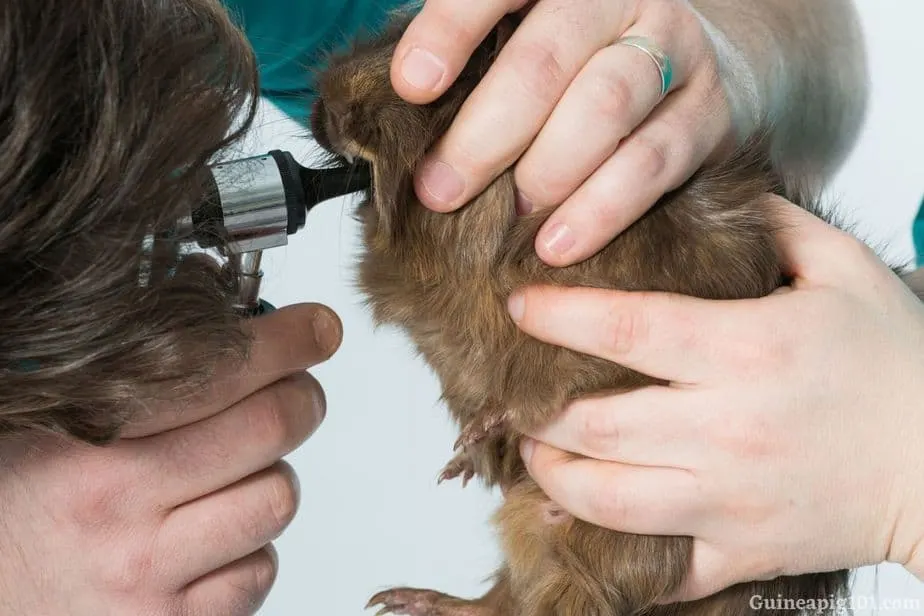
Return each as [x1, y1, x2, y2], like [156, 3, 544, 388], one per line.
[0, 303, 341, 616]
[505, 198, 924, 600]
[392, 0, 755, 266]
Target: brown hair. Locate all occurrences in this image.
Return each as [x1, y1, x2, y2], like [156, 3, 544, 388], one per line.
[0, 0, 259, 443]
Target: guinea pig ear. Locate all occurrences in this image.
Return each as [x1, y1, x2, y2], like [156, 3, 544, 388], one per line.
[369, 149, 413, 240]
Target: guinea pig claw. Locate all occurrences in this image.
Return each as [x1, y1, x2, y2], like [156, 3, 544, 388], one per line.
[454, 409, 510, 450]
[366, 587, 475, 616]
[438, 451, 476, 487]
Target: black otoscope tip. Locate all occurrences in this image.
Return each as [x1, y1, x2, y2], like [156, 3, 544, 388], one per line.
[264, 150, 372, 236]
[300, 160, 372, 211]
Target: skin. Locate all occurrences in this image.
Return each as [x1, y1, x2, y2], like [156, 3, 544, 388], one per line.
[0, 303, 341, 616]
[505, 199, 924, 599]
[392, 0, 867, 266]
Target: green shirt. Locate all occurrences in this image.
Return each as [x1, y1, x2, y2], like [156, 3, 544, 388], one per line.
[222, 0, 406, 124]
[914, 199, 924, 267]
[223, 0, 924, 267]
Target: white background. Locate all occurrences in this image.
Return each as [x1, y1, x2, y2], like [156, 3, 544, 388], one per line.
[242, 1, 924, 614]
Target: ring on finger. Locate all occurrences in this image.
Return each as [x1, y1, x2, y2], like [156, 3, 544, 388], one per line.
[615, 35, 673, 99]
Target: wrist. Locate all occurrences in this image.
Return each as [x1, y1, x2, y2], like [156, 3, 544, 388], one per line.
[688, 7, 766, 145]
[687, 0, 868, 181]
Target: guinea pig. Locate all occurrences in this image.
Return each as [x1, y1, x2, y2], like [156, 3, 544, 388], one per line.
[309, 10, 881, 616]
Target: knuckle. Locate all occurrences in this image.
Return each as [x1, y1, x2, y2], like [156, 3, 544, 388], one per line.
[580, 190, 626, 234]
[629, 133, 670, 180]
[588, 66, 635, 121]
[68, 472, 125, 534]
[578, 405, 620, 453]
[734, 327, 792, 376]
[708, 413, 774, 461]
[602, 300, 649, 360]
[515, 159, 570, 204]
[98, 537, 155, 593]
[508, 40, 569, 107]
[248, 386, 298, 451]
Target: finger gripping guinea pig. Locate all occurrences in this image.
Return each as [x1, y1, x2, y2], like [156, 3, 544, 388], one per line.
[309, 11, 870, 616]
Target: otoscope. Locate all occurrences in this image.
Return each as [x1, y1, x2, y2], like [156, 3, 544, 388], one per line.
[175, 150, 371, 316]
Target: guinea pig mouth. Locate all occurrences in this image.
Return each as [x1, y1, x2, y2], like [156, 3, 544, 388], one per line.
[329, 147, 372, 168]
[309, 97, 377, 202]
[310, 96, 375, 165]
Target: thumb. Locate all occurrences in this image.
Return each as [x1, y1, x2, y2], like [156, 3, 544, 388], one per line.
[765, 194, 874, 285]
[657, 542, 748, 605]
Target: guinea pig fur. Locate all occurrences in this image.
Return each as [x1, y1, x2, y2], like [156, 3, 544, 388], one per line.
[309, 11, 905, 616]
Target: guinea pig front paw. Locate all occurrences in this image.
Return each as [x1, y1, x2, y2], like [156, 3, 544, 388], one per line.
[454, 408, 512, 451]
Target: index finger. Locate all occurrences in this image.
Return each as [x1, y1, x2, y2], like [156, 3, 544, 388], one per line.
[120, 303, 342, 438]
[391, 0, 529, 104]
[507, 285, 752, 384]
[410, 0, 637, 213]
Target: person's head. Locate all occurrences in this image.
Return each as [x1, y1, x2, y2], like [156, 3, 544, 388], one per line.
[0, 0, 259, 442]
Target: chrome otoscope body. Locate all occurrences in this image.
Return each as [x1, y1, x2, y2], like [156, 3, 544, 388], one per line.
[177, 150, 370, 316]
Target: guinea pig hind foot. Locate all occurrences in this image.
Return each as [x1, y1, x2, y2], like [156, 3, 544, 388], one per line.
[366, 588, 496, 616]
[437, 450, 476, 487]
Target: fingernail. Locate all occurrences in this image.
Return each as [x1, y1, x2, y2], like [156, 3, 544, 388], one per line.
[419, 160, 464, 206]
[507, 292, 525, 322]
[520, 437, 535, 465]
[290, 469, 301, 505]
[401, 47, 445, 91]
[515, 191, 533, 215]
[541, 223, 575, 255]
[312, 308, 342, 355]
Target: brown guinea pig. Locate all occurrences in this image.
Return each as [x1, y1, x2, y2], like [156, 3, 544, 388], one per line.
[309, 11, 866, 616]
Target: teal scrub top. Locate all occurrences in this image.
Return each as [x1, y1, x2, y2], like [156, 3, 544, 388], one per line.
[222, 0, 924, 266]
[915, 199, 924, 266]
[221, 0, 407, 124]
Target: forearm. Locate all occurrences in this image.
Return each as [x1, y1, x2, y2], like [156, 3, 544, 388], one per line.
[690, 0, 869, 182]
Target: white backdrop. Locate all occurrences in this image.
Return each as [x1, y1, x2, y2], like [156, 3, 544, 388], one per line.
[242, 1, 924, 613]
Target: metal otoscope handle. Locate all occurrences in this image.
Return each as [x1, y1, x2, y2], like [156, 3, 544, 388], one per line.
[179, 150, 371, 317]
